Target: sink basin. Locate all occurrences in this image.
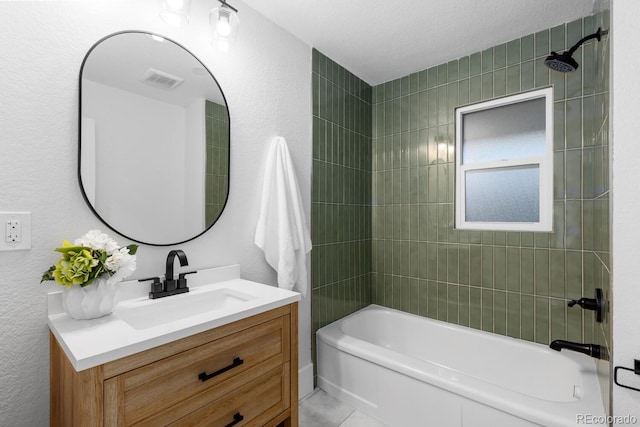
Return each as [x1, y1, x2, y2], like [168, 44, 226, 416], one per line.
[114, 288, 257, 330]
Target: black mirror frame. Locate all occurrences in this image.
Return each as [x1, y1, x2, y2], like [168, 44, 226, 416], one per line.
[78, 30, 230, 246]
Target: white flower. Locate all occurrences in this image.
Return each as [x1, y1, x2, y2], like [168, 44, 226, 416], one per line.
[105, 247, 137, 285]
[75, 229, 119, 254]
[43, 230, 138, 288]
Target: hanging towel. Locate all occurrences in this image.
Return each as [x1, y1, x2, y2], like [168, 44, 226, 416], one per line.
[255, 136, 312, 296]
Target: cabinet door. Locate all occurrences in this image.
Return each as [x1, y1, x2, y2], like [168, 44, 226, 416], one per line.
[104, 316, 289, 426]
[168, 364, 289, 427]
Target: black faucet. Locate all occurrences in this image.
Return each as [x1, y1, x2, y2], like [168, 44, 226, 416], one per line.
[165, 249, 188, 292]
[550, 340, 603, 359]
[138, 249, 197, 299]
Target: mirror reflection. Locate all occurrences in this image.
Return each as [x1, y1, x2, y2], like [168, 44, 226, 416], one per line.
[80, 31, 229, 245]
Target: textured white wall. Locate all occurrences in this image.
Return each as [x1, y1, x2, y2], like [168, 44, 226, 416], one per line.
[0, 1, 311, 425]
[611, 1, 640, 422]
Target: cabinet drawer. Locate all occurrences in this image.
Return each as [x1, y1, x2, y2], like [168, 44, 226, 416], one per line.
[104, 316, 289, 426]
[169, 364, 289, 427]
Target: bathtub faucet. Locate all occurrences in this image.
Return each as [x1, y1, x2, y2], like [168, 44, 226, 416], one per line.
[550, 340, 603, 359]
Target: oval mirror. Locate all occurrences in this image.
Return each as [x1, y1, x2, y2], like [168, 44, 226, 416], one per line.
[79, 31, 229, 245]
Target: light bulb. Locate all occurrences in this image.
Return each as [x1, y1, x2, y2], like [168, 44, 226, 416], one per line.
[209, 4, 238, 52]
[217, 15, 232, 37]
[159, 0, 190, 27]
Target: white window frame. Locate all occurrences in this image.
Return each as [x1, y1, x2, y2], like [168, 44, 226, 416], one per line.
[455, 87, 554, 232]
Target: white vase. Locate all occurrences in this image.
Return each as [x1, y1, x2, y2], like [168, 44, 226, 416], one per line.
[61, 277, 119, 320]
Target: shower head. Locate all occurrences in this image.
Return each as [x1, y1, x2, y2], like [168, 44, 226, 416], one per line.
[544, 51, 580, 72]
[544, 27, 602, 73]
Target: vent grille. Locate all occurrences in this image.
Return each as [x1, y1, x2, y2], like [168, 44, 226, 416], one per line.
[139, 68, 184, 90]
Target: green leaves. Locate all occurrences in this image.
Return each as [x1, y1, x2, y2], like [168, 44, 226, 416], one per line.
[42, 234, 139, 287]
[43, 240, 99, 287]
[41, 265, 56, 283]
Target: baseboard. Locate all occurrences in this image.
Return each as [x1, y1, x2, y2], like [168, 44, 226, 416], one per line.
[298, 362, 314, 401]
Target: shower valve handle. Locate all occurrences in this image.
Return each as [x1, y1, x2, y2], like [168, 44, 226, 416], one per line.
[567, 288, 604, 323]
[567, 298, 597, 309]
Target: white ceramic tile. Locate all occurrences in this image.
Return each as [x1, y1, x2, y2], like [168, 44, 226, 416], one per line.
[299, 390, 354, 426]
[340, 411, 388, 427]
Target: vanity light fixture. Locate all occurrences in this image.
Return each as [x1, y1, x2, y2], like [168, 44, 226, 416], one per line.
[209, 0, 239, 52]
[159, 0, 191, 27]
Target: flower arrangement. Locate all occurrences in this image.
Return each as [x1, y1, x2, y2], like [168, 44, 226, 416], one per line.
[41, 230, 138, 288]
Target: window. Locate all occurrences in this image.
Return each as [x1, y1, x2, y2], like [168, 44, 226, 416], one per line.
[455, 87, 553, 231]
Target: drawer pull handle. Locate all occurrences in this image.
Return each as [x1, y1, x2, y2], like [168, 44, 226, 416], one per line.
[198, 357, 244, 382]
[225, 412, 244, 427]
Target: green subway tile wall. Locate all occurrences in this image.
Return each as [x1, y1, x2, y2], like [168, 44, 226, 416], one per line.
[311, 49, 373, 374]
[205, 100, 229, 226]
[370, 13, 610, 353]
[311, 12, 610, 385]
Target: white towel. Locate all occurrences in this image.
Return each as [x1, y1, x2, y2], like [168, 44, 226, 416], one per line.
[255, 136, 312, 296]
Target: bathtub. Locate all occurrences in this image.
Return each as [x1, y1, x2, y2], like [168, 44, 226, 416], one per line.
[316, 305, 605, 427]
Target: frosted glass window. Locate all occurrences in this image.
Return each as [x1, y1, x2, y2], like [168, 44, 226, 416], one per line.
[462, 98, 546, 164]
[465, 166, 539, 222]
[455, 87, 553, 232]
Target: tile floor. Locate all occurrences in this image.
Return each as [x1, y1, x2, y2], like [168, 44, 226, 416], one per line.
[299, 389, 387, 427]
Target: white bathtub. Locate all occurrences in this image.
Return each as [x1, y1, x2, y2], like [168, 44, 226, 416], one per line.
[316, 305, 605, 427]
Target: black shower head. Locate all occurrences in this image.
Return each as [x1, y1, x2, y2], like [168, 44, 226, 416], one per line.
[544, 51, 580, 72]
[544, 27, 602, 73]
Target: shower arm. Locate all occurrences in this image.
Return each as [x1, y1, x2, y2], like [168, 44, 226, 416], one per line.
[566, 27, 602, 55]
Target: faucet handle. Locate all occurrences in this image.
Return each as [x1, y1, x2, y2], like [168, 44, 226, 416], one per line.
[178, 270, 197, 289]
[139, 277, 164, 295]
[567, 288, 604, 323]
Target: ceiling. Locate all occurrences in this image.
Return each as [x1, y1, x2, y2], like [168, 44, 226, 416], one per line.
[239, 0, 595, 86]
[83, 32, 225, 106]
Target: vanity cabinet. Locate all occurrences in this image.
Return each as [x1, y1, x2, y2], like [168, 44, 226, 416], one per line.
[50, 303, 298, 427]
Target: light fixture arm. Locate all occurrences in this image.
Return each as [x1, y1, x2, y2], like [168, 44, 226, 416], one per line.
[218, 0, 238, 14]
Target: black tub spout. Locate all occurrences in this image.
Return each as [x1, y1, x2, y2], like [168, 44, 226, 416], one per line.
[550, 340, 602, 359]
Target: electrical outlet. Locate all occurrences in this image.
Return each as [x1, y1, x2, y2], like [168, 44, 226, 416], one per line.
[6, 219, 21, 242]
[0, 212, 31, 251]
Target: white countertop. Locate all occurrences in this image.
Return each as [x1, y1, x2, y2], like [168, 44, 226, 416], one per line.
[47, 265, 300, 371]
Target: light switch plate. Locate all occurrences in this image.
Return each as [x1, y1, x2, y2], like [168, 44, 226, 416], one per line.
[0, 212, 31, 251]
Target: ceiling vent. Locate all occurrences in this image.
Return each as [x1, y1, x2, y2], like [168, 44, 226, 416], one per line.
[139, 68, 184, 90]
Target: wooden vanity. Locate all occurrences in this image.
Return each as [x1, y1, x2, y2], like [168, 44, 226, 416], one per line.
[50, 303, 298, 426]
